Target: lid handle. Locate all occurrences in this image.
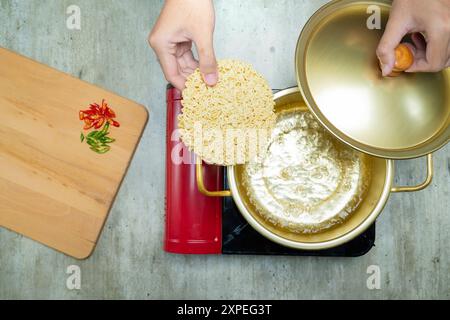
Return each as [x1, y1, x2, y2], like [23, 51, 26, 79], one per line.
[382, 43, 414, 77]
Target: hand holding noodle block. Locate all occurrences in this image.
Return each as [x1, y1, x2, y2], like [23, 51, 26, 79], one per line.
[179, 60, 276, 166]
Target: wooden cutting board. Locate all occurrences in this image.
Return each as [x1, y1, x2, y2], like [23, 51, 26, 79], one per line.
[0, 47, 148, 259]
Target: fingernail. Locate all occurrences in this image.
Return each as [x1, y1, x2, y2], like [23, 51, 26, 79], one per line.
[203, 73, 218, 86]
[381, 63, 390, 77]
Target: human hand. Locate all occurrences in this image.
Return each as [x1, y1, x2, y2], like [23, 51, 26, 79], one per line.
[149, 0, 218, 90]
[377, 0, 450, 76]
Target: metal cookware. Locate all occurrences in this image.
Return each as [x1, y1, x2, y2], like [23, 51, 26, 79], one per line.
[197, 87, 434, 250]
[195, 0, 447, 250]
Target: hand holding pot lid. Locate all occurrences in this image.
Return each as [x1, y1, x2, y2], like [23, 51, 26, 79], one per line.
[296, 0, 449, 160]
[376, 0, 450, 76]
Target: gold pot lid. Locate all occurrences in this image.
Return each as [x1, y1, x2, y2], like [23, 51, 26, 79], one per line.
[296, 0, 450, 159]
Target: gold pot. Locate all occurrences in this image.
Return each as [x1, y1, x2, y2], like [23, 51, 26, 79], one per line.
[196, 0, 448, 250]
[197, 87, 434, 250]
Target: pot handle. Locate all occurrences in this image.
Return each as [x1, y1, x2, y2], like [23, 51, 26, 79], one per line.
[196, 162, 232, 197]
[391, 154, 434, 193]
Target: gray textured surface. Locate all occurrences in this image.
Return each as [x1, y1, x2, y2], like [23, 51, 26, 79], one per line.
[0, 0, 449, 299]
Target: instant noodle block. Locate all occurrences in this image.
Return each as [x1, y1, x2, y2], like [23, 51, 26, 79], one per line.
[179, 59, 276, 166]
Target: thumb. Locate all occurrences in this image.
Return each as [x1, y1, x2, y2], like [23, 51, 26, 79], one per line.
[195, 35, 218, 86]
[377, 12, 409, 76]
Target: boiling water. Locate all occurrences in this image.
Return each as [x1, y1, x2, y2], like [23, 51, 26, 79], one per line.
[243, 107, 371, 234]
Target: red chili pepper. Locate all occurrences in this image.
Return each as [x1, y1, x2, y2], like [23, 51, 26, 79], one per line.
[79, 100, 120, 130]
